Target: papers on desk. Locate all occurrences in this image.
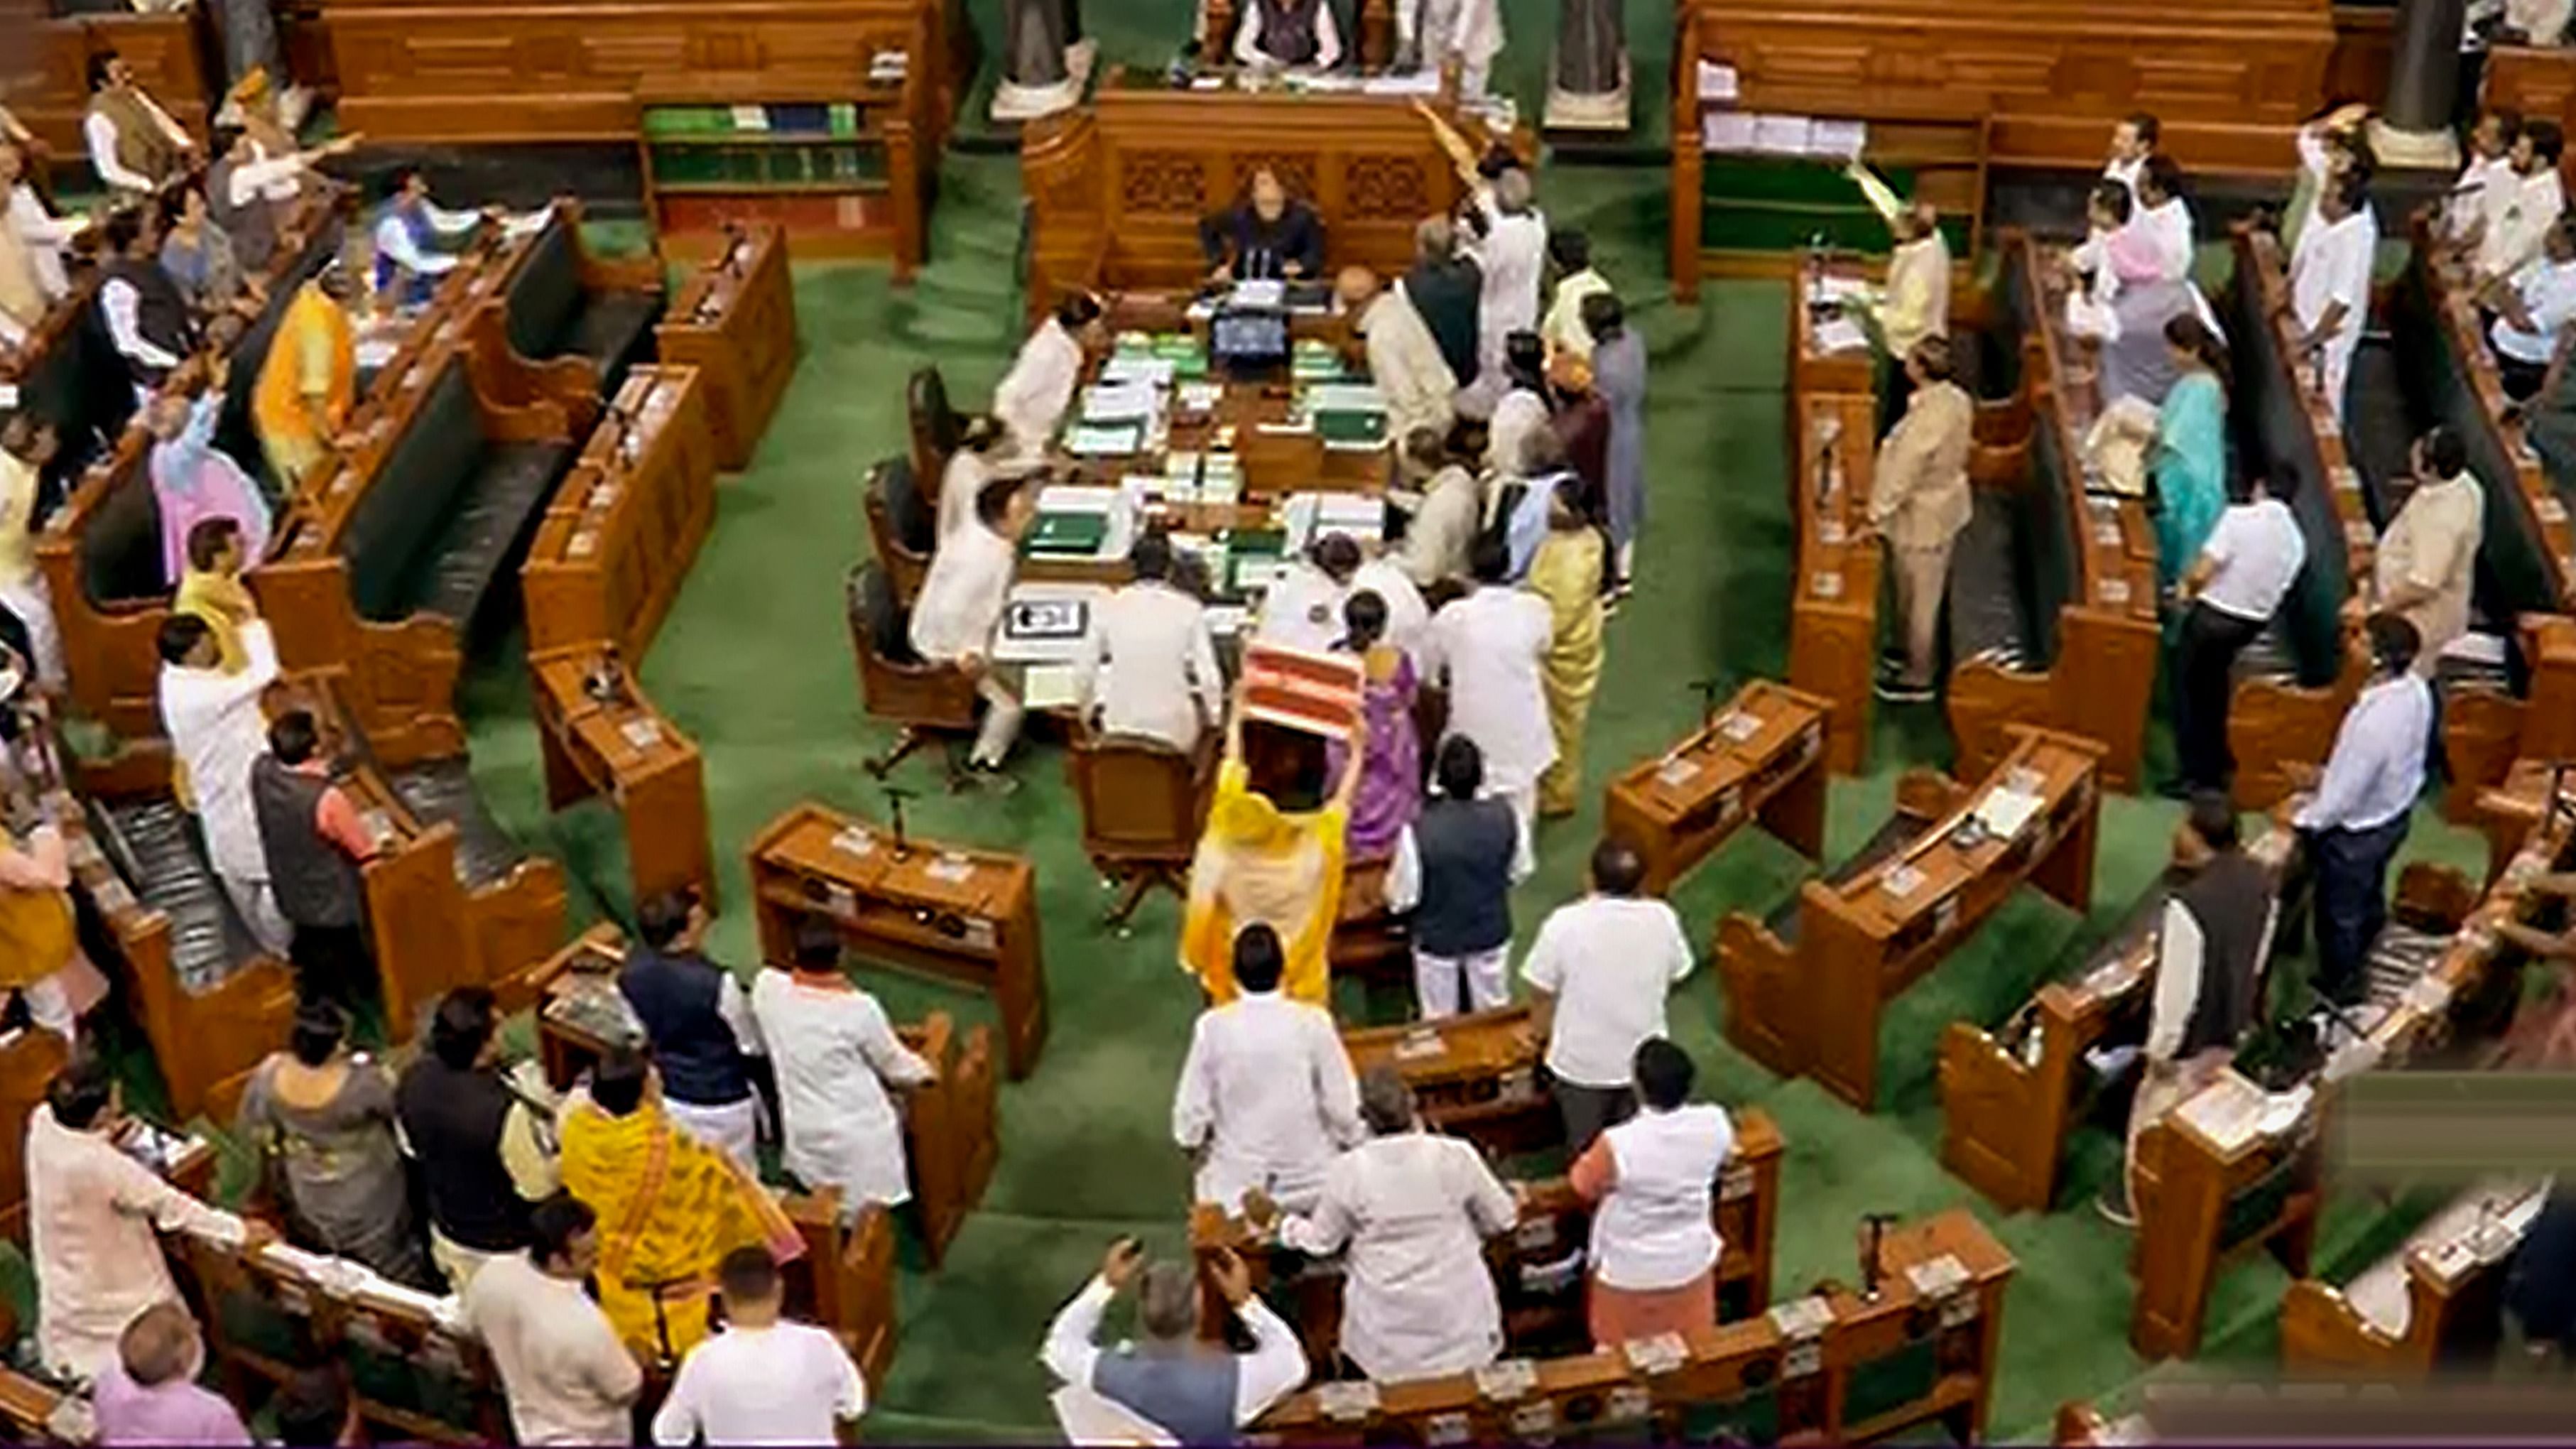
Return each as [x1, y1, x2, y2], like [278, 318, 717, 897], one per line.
[1282, 492, 1386, 551]
[1703, 111, 1867, 161]
[1063, 423, 1143, 457]
[1972, 785, 2045, 841]
[1233, 278, 1287, 310]
[1304, 381, 1386, 415]
[1097, 356, 1177, 389]
[1696, 60, 1739, 102]
[1081, 381, 1161, 425]
[1362, 69, 1443, 97]
[1022, 663, 1083, 711]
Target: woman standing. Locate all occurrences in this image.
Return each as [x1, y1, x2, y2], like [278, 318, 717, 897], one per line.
[2151, 315, 2230, 594]
[1586, 292, 1647, 597]
[1528, 479, 1604, 819]
[1327, 590, 1420, 861]
[1570, 1039, 1734, 1346]
[236, 999, 435, 1287]
[1178, 689, 1366, 1004]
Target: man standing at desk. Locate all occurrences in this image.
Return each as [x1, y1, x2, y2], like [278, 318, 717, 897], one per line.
[912, 475, 1040, 786]
[1075, 531, 1226, 753]
[1200, 167, 1325, 285]
[1234, 0, 1344, 71]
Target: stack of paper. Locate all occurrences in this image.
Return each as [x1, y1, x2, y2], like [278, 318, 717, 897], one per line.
[1098, 356, 1177, 389]
[1751, 115, 1814, 155]
[1972, 786, 2045, 840]
[1696, 60, 1739, 101]
[1082, 381, 1160, 425]
[1063, 423, 1142, 457]
[1362, 70, 1443, 97]
[1233, 278, 1287, 309]
[1810, 119, 1867, 160]
[1703, 111, 1759, 153]
[1282, 492, 1386, 551]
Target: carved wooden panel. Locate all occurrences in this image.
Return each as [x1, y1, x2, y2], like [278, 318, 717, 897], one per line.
[1341, 154, 1431, 222]
[1119, 151, 1212, 217]
[1229, 153, 1319, 205]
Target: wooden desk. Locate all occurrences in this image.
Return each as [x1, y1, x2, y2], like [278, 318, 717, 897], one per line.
[1252, 1208, 2013, 1445]
[1719, 725, 2103, 1112]
[522, 366, 721, 658]
[1602, 680, 1830, 896]
[1947, 231, 2161, 792]
[530, 645, 717, 913]
[2405, 216, 2576, 819]
[2279, 1178, 2543, 1379]
[654, 225, 800, 471]
[746, 801, 1047, 1079]
[1783, 268, 1882, 774]
[1340, 1004, 1553, 1158]
[2222, 222, 2373, 812]
[1021, 74, 1497, 316]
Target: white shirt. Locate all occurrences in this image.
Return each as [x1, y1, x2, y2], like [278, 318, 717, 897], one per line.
[1523, 895, 1695, 1087]
[2196, 498, 2308, 622]
[101, 272, 183, 372]
[2138, 197, 2197, 288]
[1234, 0, 1344, 68]
[1397, 0, 1503, 72]
[83, 92, 190, 194]
[1347, 556, 1430, 663]
[1487, 386, 1549, 479]
[462, 1252, 642, 1446]
[651, 1320, 866, 1446]
[910, 521, 1016, 663]
[1077, 580, 1224, 751]
[2295, 673, 2434, 834]
[1386, 789, 1533, 911]
[2450, 153, 2517, 242]
[1171, 989, 1364, 1213]
[1253, 559, 1349, 654]
[994, 318, 1085, 455]
[2291, 206, 2374, 367]
[1401, 466, 1482, 587]
[938, 449, 994, 548]
[2375, 470, 2484, 662]
[1278, 1132, 1515, 1382]
[371, 198, 481, 281]
[1589, 1104, 1733, 1291]
[6, 185, 77, 301]
[2146, 889, 2281, 1061]
[2482, 167, 2565, 283]
[746, 972, 934, 1209]
[1420, 586, 1556, 792]
[2493, 255, 2576, 364]
[1466, 190, 1547, 369]
[2511, 0, 2575, 40]
[28, 1105, 244, 1379]
[1040, 1275, 1308, 1430]
[227, 146, 308, 208]
[158, 619, 282, 881]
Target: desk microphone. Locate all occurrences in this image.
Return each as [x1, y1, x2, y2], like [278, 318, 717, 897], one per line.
[1688, 678, 1724, 737]
[1859, 1212, 1898, 1302]
[882, 786, 917, 859]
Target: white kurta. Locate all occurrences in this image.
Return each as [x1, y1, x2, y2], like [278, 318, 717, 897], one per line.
[2482, 168, 2566, 283]
[938, 449, 995, 548]
[2137, 196, 2224, 339]
[911, 523, 1016, 663]
[1076, 581, 1224, 751]
[1420, 587, 1555, 796]
[1465, 190, 1547, 383]
[994, 319, 1085, 456]
[1171, 991, 1364, 1213]
[1254, 560, 1349, 653]
[2450, 153, 2516, 242]
[1362, 288, 1460, 443]
[28, 1105, 244, 1379]
[2290, 205, 2377, 416]
[1539, 268, 1612, 363]
[157, 619, 281, 882]
[1278, 1133, 1515, 1382]
[1348, 557, 1431, 665]
[1486, 385, 1550, 479]
[6, 185, 77, 301]
[747, 972, 935, 1210]
[1590, 1105, 1733, 1291]
[1401, 467, 1482, 587]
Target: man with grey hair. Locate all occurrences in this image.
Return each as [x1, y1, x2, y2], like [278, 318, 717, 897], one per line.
[1405, 215, 1484, 389]
[1252, 1065, 1517, 1383]
[1420, 104, 1545, 402]
[1041, 1237, 1308, 1443]
[93, 1301, 251, 1443]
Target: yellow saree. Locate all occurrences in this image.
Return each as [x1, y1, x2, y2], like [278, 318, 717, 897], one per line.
[1178, 760, 1347, 1004]
[252, 280, 355, 492]
[1529, 528, 1605, 817]
[558, 1100, 804, 1364]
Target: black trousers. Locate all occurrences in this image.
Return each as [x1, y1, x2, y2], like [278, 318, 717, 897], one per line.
[289, 922, 374, 1008]
[1552, 1078, 1636, 1158]
[2306, 814, 2411, 1006]
[2174, 602, 2268, 791]
[2503, 352, 2552, 403]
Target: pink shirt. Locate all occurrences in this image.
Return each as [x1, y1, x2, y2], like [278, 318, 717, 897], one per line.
[94, 1360, 251, 1445]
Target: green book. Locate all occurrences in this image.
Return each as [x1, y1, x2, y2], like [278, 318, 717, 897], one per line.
[1026, 512, 1111, 555]
[1313, 409, 1386, 447]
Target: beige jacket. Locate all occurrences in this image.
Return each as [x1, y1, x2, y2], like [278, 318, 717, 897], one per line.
[1871, 381, 1974, 550]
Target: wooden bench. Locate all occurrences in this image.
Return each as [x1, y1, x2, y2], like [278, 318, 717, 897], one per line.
[2280, 1178, 2545, 1379]
[521, 365, 719, 658]
[295, 670, 568, 1043]
[1946, 231, 2161, 792]
[529, 644, 716, 913]
[2129, 799, 2572, 1360]
[4, 278, 129, 498]
[1719, 724, 2102, 1112]
[1602, 680, 1830, 896]
[526, 925, 999, 1268]
[653, 224, 799, 471]
[1251, 1208, 2012, 1445]
[2402, 213, 2576, 820]
[252, 342, 578, 764]
[462, 204, 667, 438]
[1340, 1004, 1553, 1158]
[10, 1, 215, 156]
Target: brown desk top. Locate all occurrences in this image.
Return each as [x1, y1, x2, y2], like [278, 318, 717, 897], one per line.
[667, 224, 786, 329]
[1342, 1004, 1538, 1089]
[746, 801, 1033, 918]
[1830, 729, 2099, 938]
[1607, 680, 1829, 824]
[531, 649, 699, 784]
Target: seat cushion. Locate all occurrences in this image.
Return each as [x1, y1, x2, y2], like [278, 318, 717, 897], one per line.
[504, 219, 585, 363]
[2229, 621, 2300, 685]
[389, 756, 528, 891]
[1945, 489, 2038, 672]
[92, 795, 259, 993]
[343, 362, 491, 622]
[878, 457, 935, 555]
[392, 440, 574, 629]
[560, 289, 664, 396]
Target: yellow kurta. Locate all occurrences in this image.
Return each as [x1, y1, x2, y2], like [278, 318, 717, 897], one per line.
[1179, 760, 1347, 1005]
[556, 1100, 804, 1364]
[1529, 529, 1604, 817]
[172, 568, 256, 673]
[252, 281, 357, 492]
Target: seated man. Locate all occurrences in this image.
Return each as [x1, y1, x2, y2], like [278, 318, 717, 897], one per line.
[555, 1047, 806, 1364]
[1041, 1237, 1306, 1443]
[2489, 217, 2576, 401]
[84, 50, 193, 199]
[910, 474, 1040, 783]
[1234, 0, 1344, 71]
[94, 1301, 251, 1445]
[1200, 167, 1326, 285]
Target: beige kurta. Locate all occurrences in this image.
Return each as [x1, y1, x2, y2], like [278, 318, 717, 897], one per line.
[1362, 286, 1460, 444]
[2374, 471, 2484, 671]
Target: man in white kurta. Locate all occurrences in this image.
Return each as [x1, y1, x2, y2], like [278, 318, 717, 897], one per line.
[994, 297, 1103, 457]
[1271, 1068, 1516, 1383]
[1348, 553, 1432, 666]
[1464, 172, 1547, 394]
[911, 478, 1036, 770]
[2102, 113, 2155, 204]
[748, 938, 936, 1215]
[1171, 931, 1364, 1215]
[29, 1080, 251, 1379]
[1342, 268, 1458, 445]
[1418, 544, 1555, 829]
[2450, 109, 2522, 246]
[1075, 533, 1224, 752]
[2479, 124, 2567, 287]
[1398, 0, 1504, 97]
[1254, 533, 1361, 654]
[2289, 175, 2376, 423]
[156, 613, 288, 952]
[1400, 445, 1483, 588]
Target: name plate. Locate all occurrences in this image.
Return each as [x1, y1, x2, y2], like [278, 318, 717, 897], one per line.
[2098, 577, 2132, 607]
[1317, 1382, 1379, 1423]
[1607, 1384, 1654, 1422]
[1718, 710, 1761, 744]
[2345, 519, 2374, 550]
[926, 853, 976, 886]
[1817, 517, 1847, 547]
[1768, 1294, 1832, 1342]
[1496, 1065, 1538, 1105]
[1514, 1217, 1559, 1252]
[1623, 1333, 1688, 1376]
[1425, 1411, 1472, 1445]
[620, 719, 661, 753]
[1507, 1401, 1558, 1438]
[2333, 467, 2362, 496]
[567, 530, 599, 559]
[830, 827, 874, 857]
[1474, 1359, 1538, 1403]
[2094, 518, 2123, 548]
[1811, 570, 1844, 599]
[1656, 757, 1701, 790]
[960, 917, 997, 951]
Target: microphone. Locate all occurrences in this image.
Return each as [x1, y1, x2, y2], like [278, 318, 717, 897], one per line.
[1688, 677, 1724, 735]
[882, 785, 918, 859]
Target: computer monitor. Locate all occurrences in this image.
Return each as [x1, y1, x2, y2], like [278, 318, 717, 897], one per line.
[1210, 304, 1290, 379]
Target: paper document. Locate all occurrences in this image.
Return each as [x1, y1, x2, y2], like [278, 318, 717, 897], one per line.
[1751, 115, 1813, 155]
[1232, 279, 1286, 309]
[1702, 111, 1759, 153]
[1063, 425, 1141, 457]
[1696, 60, 1739, 101]
[1022, 663, 1084, 710]
[1810, 119, 1867, 160]
[1973, 787, 2045, 840]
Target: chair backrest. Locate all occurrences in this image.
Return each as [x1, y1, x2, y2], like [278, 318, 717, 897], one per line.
[218, 215, 344, 480]
[1067, 730, 1206, 864]
[338, 358, 489, 621]
[844, 561, 978, 729]
[80, 452, 165, 604]
[504, 213, 583, 361]
[865, 456, 935, 604]
[908, 366, 962, 490]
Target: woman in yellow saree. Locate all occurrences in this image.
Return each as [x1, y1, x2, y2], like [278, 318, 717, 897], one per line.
[1178, 692, 1367, 1004]
[1529, 480, 1606, 818]
[556, 1048, 804, 1365]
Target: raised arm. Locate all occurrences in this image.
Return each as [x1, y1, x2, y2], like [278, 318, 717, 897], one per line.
[1415, 102, 1482, 185]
